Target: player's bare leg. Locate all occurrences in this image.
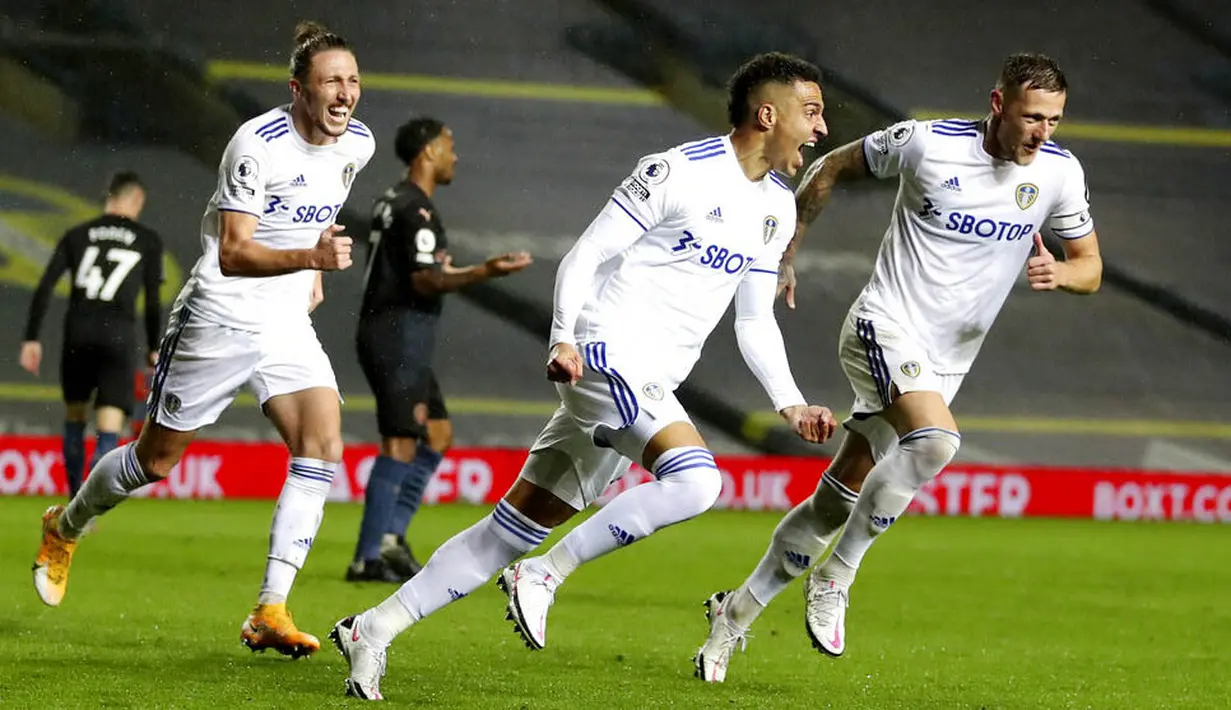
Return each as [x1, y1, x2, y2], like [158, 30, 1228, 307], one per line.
[805, 390, 960, 657]
[34, 421, 195, 606]
[242, 386, 342, 659]
[695, 429, 873, 682]
[503, 422, 723, 650]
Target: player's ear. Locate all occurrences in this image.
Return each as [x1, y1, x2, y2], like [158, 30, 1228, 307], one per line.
[289, 78, 303, 101]
[989, 89, 1005, 118]
[756, 102, 776, 131]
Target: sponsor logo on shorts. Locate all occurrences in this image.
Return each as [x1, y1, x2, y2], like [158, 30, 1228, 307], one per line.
[642, 382, 664, 401]
[163, 393, 181, 414]
[608, 523, 636, 546]
[900, 361, 921, 378]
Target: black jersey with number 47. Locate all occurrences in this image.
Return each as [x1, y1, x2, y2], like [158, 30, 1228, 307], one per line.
[24, 214, 164, 350]
[360, 181, 447, 318]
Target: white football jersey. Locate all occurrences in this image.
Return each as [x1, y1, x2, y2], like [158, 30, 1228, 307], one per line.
[853, 118, 1095, 374]
[176, 105, 376, 331]
[570, 135, 797, 386]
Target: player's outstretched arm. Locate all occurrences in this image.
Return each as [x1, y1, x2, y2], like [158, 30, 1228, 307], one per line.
[778, 139, 873, 307]
[217, 211, 352, 277]
[411, 251, 532, 296]
[733, 272, 836, 444]
[1027, 231, 1102, 294]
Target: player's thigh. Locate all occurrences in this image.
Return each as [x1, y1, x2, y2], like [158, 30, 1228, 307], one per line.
[59, 342, 97, 407]
[92, 339, 137, 424]
[839, 311, 956, 434]
[564, 341, 694, 467]
[251, 326, 343, 461]
[148, 310, 256, 432]
[520, 405, 634, 514]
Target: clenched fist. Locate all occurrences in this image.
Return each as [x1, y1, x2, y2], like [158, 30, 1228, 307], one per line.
[313, 224, 353, 271]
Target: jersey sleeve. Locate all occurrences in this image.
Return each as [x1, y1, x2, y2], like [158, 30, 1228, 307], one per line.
[398, 203, 439, 272]
[862, 119, 927, 179]
[1048, 158, 1096, 240]
[609, 152, 686, 233]
[215, 129, 272, 216]
[23, 235, 71, 341]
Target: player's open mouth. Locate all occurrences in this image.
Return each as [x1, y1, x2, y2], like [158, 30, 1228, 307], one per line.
[798, 139, 816, 161]
[328, 106, 349, 121]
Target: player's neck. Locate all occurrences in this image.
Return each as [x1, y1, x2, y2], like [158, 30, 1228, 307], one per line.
[103, 201, 139, 221]
[406, 167, 437, 198]
[729, 129, 771, 182]
[981, 117, 1012, 162]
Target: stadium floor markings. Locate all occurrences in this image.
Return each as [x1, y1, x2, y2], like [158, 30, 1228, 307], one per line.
[1, 381, 1228, 440]
[206, 60, 1231, 148]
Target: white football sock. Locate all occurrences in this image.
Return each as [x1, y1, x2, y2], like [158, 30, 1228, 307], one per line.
[259, 458, 335, 605]
[549, 446, 722, 578]
[364, 500, 551, 647]
[822, 428, 960, 583]
[60, 443, 151, 538]
[729, 471, 858, 627]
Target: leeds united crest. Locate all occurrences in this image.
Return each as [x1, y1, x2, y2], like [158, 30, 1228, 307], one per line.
[763, 216, 779, 243]
[1015, 183, 1038, 210]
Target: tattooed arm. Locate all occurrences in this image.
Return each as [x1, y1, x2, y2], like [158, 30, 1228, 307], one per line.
[777, 139, 875, 308]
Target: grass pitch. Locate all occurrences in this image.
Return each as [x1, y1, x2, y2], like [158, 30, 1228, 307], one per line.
[1, 496, 1228, 708]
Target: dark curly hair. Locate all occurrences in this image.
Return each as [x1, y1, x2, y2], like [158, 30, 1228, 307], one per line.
[726, 52, 823, 127]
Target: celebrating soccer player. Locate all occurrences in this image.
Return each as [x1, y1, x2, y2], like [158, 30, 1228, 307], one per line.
[33, 21, 375, 660]
[328, 52, 838, 700]
[695, 53, 1102, 682]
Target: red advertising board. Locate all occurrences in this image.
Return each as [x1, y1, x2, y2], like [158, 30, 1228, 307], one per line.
[1, 435, 1228, 522]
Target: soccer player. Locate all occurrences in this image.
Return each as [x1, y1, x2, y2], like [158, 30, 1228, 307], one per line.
[329, 51, 837, 700]
[32, 21, 375, 659]
[694, 53, 1103, 682]
[21, 171, 163, 499]
[350, 116, 532, 582]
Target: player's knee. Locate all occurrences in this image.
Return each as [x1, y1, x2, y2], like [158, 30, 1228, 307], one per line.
[302, 434, 344, 463]
[898, 428, 960, 479]
[658, 465, 723, 518]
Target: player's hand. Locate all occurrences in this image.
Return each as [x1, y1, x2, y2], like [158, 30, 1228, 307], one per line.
[146, 350, 159, 369]
[1027, 232, 1060, 291]
[779, 404, 837, 444]
[313, 224, 353, 271]
[485, 251, 533, 277]
[776, 260, 798, 309]
[19, 341, 42, 376]
[546, 342, 584, 384]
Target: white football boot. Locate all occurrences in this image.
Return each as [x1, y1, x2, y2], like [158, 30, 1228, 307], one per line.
[497, 559, 559, 650]
[803, 567, 849, 657]
[693, 590, 749, 683]
[329, 614, 388, 701]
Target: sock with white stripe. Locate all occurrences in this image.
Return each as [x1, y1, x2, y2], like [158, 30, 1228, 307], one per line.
[59, 442, 152, 539]
[259, 457, 335, 605]
[539, 446, 723, 583]
[363, 500, 550, 647]
[728, 470, 859, 627]
[822, 428, 961, 583]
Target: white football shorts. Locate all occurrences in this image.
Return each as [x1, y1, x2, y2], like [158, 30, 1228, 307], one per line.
[147, 305, 339, 431]
[519, 340, 691, 510]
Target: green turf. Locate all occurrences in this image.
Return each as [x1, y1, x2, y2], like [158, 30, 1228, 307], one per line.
[2, 496, 1228, 708]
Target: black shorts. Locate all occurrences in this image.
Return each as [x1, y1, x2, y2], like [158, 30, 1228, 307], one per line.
[60, 334, 137, 414]
[356, 310, 448, 439]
